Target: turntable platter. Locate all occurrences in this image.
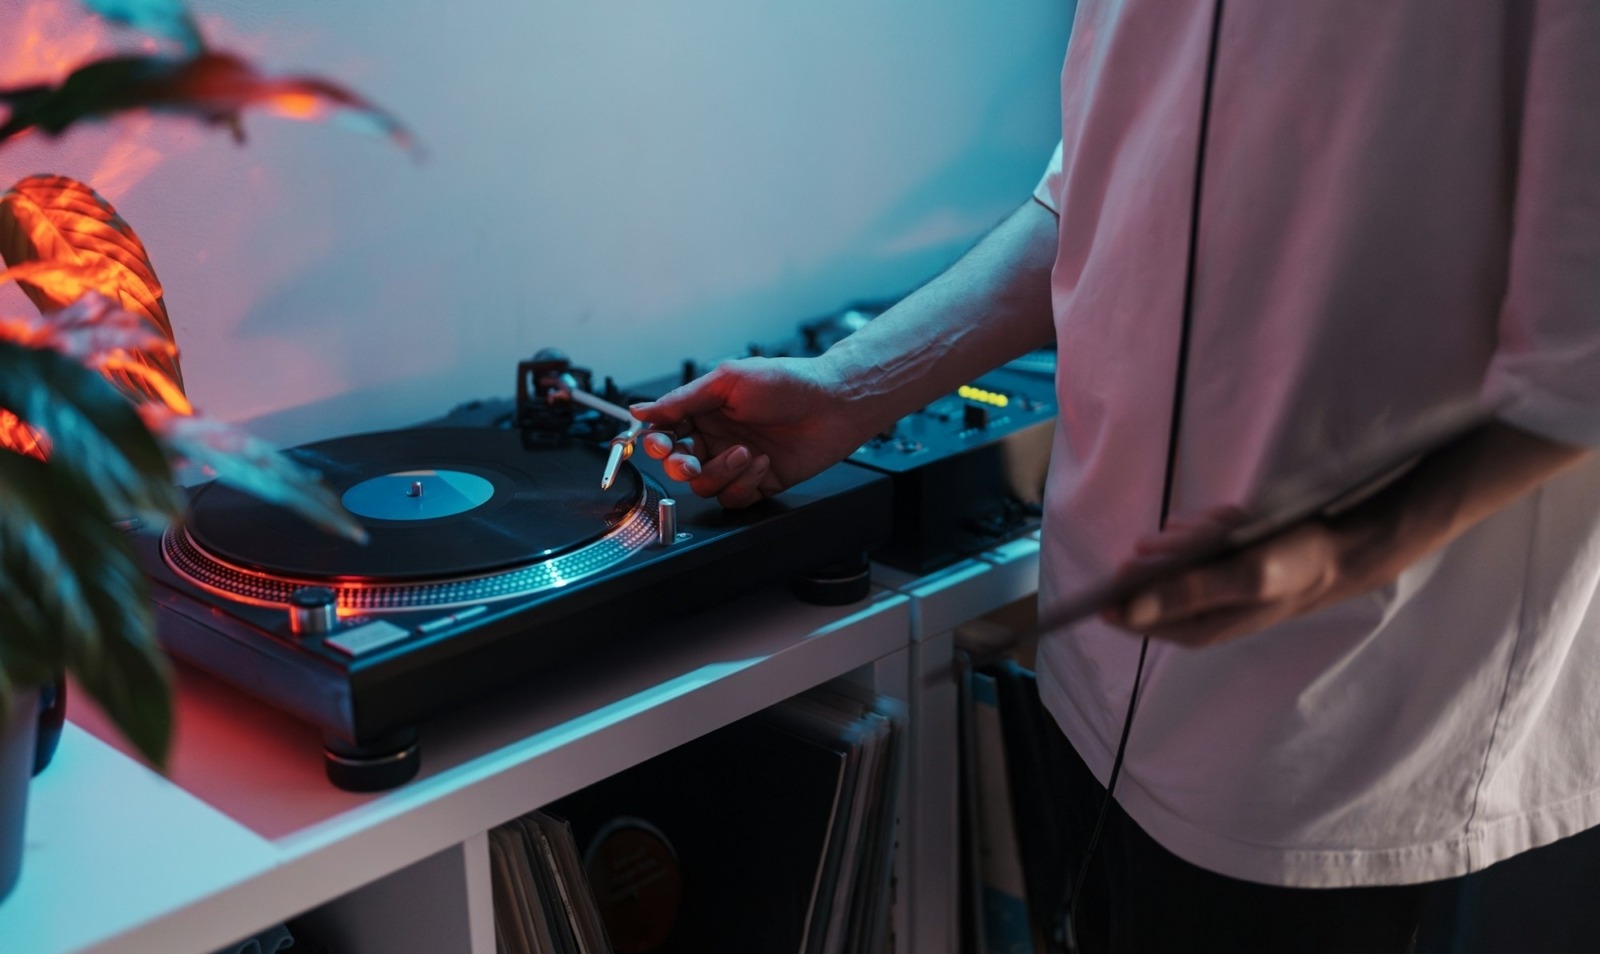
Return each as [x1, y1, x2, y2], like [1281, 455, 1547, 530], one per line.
[164, 427, 663, 611]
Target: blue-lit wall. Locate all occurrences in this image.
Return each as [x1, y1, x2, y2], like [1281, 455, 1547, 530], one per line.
[0, 0, 1073, 444]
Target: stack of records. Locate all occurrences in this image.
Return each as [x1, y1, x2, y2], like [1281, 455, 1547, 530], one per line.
[489, 810, 615, 954]
[955, 620, 1076, 954]
[763, 684, 905, 954]
[527, 684, 905, 954]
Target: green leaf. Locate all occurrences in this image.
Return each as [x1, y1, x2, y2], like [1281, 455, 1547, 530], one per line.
[0, 449, 173, 767]
[67, 530, 172, 768]
[143, 407, 368, 543]
[0, 52, 417, 157]
[76, 0, 205, 56]
[0, 288, 177, 363]
[0, 569, 61, 690]
[0, 341, 182, 521]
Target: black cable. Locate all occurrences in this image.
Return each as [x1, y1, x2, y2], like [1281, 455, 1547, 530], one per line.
[1059, 1, 1226, 950]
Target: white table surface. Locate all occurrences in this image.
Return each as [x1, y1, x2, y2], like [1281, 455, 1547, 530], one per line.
[1, 583, 911, 954]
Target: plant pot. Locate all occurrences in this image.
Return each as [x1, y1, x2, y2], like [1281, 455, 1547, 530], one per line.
[0, 687, 38, 905]
[34, 677, 65, 776]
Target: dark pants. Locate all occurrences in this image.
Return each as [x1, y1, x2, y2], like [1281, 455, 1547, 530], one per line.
[1046, 721, 1600, 954]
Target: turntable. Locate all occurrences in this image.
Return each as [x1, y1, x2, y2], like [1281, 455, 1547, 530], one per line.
[136, 353, 892, 791]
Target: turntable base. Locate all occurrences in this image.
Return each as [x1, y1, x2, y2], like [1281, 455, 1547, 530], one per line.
[140, 423, 892, 790]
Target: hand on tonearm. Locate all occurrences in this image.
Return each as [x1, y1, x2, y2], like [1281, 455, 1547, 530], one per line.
[629, 356, 884, 509]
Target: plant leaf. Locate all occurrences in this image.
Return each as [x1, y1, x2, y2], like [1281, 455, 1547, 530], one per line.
[0, 409, 48, 460]
[0, 52, 418, 157]
[0, 546, 69, 741]
[0, 448, 173, 767]
[0, 340, 182, 521]
[77, 0, 206, 56]
[0, 288, 178, 366]
[0, 290, 190, 415]
[0, 176, 186, 407]
[67, 528, 173, 769]
[141, 405, 368, 543]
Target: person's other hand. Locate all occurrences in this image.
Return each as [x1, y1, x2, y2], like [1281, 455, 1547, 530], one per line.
[629, 356, 881, 508]
[1100, 506, 1361, 647]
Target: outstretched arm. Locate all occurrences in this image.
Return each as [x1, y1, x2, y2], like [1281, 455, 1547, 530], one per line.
[631, 197, 1059, 507]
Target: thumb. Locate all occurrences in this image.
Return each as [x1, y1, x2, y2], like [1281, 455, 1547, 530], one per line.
[630, 371, 730, 425]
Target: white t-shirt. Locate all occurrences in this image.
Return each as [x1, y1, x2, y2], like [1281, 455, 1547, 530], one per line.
[1033, 0, 1600, 887]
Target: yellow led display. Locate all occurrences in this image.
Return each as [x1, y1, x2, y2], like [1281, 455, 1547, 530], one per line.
[958, 385, 1009, 408]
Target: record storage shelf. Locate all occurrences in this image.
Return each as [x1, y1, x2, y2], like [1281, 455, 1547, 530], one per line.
[0, 535, 1042, 954]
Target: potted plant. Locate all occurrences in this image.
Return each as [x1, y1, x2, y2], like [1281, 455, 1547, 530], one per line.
[0, 0, 410, 901]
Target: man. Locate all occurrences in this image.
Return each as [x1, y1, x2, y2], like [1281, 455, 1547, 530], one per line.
[631, 2, 1600, 950]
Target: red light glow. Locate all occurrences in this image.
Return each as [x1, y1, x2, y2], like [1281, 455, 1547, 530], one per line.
[0, 0, 112, 87]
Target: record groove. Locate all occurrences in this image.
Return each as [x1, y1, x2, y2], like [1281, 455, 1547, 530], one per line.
[164, 427, 664, 610]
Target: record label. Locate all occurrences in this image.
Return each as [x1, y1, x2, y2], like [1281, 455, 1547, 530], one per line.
[341, 469, 495, 521]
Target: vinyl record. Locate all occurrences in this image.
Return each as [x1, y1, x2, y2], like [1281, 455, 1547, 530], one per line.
[183, 427, 645, 581]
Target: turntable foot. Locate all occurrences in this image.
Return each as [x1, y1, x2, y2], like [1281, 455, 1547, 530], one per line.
[323, 728, 421, 791]
[792, 552, 872, 606]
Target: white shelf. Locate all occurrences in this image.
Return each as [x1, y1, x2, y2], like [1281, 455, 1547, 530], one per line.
[875, 535, 1042, 954]
[1, 534, 1045, 954]
[1, 584, 911, 954]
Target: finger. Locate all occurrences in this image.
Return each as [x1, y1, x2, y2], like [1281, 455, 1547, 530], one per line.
[644, 431, 703, 461]
[642, 431, 706, 481]
[1147, 520, 1345, 624]
[629, 368, 732, 426]
[687, 444, 753, 499]
[1109, 524, 1340, 643]
[718, 454, 772, 509]
[755, 467, 787, 500]
[663, 450, 702, 482]
[1116, 557, 1268, 629]
[641, 431, 676, 461]
[641, 430, 676, 459]
[1105, 603, 1278, 649]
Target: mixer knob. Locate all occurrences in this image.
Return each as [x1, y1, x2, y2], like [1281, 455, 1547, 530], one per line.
[289, 586, 339, 635]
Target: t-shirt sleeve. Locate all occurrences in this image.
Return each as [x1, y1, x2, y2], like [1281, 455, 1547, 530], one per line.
[1483, 1, 1600, 447]
[1032, 141, 1065, 216]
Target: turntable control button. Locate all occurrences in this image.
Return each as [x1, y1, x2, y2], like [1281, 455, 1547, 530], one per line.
[289, 586, 338, 635]
[658, 498, 679, 547]
[326, 620, 412, 657]
[415, 605, 489, 635]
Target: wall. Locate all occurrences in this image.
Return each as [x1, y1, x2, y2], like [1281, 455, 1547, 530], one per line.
[0, 0, 1072, 446]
